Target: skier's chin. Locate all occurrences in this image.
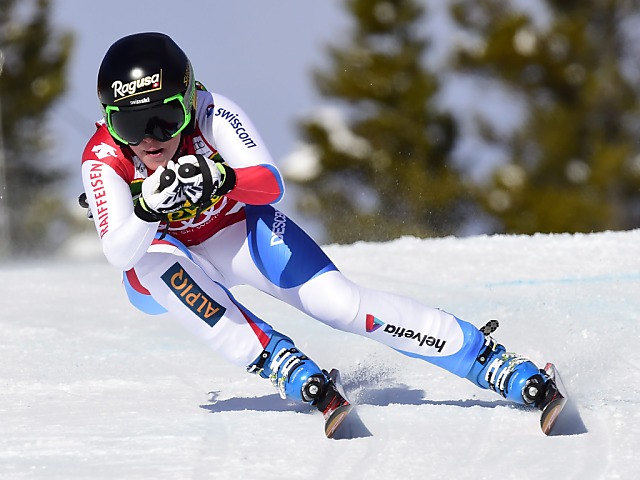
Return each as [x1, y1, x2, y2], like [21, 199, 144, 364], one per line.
[131, 135, 181, 170]
[142, 150, 171, 169]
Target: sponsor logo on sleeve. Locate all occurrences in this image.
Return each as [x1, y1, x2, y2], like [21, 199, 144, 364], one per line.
[88, 163, 109, 237]
[214, 107, 258, 148]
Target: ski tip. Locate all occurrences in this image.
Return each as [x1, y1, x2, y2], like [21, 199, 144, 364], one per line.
[322, 368, 353, 439]
[325, 403, 353, 439]
[539, 362, 568, 436]
[327, 368, 341, 383]
[540, 397, 567, 435]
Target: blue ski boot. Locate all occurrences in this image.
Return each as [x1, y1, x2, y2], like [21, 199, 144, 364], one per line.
[466, 335, 549, 407]
[247, 333, 352, 437]
[247, 332, 330, 403]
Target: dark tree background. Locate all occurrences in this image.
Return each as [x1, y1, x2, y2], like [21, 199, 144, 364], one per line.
[453, 0, 640, 234]
[292, 0, 467, 243]
[288, 0, 640, 242]
[0, 0, 73, 256]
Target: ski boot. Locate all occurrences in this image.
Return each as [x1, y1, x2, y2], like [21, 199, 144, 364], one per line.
[247, 332, 328, 402]
[465, 334, 550, 408]
[247, 333, 352, 437]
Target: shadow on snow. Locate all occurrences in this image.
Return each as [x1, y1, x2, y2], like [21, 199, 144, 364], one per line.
[198, 371, 587, 439]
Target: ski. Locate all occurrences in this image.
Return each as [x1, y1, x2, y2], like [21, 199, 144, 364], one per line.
[321, 369, 353, 439]
[539, 362, 567, 435]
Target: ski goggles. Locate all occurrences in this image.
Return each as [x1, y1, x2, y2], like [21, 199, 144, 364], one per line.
[105, 93, 191, 146]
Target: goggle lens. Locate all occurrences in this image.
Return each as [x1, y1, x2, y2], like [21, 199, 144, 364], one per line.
[106, 94, 190, 145]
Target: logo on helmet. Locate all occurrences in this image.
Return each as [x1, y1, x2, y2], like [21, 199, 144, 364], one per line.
[111, 70, 162, 101]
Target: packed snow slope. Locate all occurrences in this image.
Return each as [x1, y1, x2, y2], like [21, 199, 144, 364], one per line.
[1, 230, 639, 479]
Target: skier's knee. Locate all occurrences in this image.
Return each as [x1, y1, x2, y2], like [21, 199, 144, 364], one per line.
[299, 272, 360, 328]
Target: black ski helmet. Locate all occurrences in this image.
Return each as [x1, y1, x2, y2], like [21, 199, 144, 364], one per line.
[97, 32, 196, 145]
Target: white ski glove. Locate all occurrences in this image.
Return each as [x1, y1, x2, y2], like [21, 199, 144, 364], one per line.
[175, 154, 229, 204]
[139, 160, 187, 214]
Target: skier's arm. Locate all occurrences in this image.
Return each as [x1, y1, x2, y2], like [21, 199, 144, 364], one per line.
[208, 94, 284, 205]
[224, 163, 283, 205]
[81, 160, 158, 270]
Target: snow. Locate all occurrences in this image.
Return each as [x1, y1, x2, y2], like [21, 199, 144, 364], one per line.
[1, 229, 639, 479]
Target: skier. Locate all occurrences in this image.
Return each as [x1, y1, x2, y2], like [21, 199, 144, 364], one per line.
[81, 32, 555, 433]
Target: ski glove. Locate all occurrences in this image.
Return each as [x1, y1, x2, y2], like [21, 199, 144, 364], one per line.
[135, 160, 188, 221]
[175, 154, 236, 204]
[134, 155, 237, 223]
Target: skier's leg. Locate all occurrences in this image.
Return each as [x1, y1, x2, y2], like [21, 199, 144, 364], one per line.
[203, 206, 549, 407]
[350, 285, 550, 406]
[123, 234, 336, 405]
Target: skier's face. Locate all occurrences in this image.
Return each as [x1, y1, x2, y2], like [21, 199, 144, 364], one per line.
[130, 135, 181, 171]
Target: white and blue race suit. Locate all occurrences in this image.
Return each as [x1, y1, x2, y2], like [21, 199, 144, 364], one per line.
[81, 90, 487, 399]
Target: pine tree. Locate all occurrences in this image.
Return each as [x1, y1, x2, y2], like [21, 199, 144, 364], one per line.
[0, 0, 73, 255]
[288, 0, 465, 243]
[452, 0, 640, 234]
